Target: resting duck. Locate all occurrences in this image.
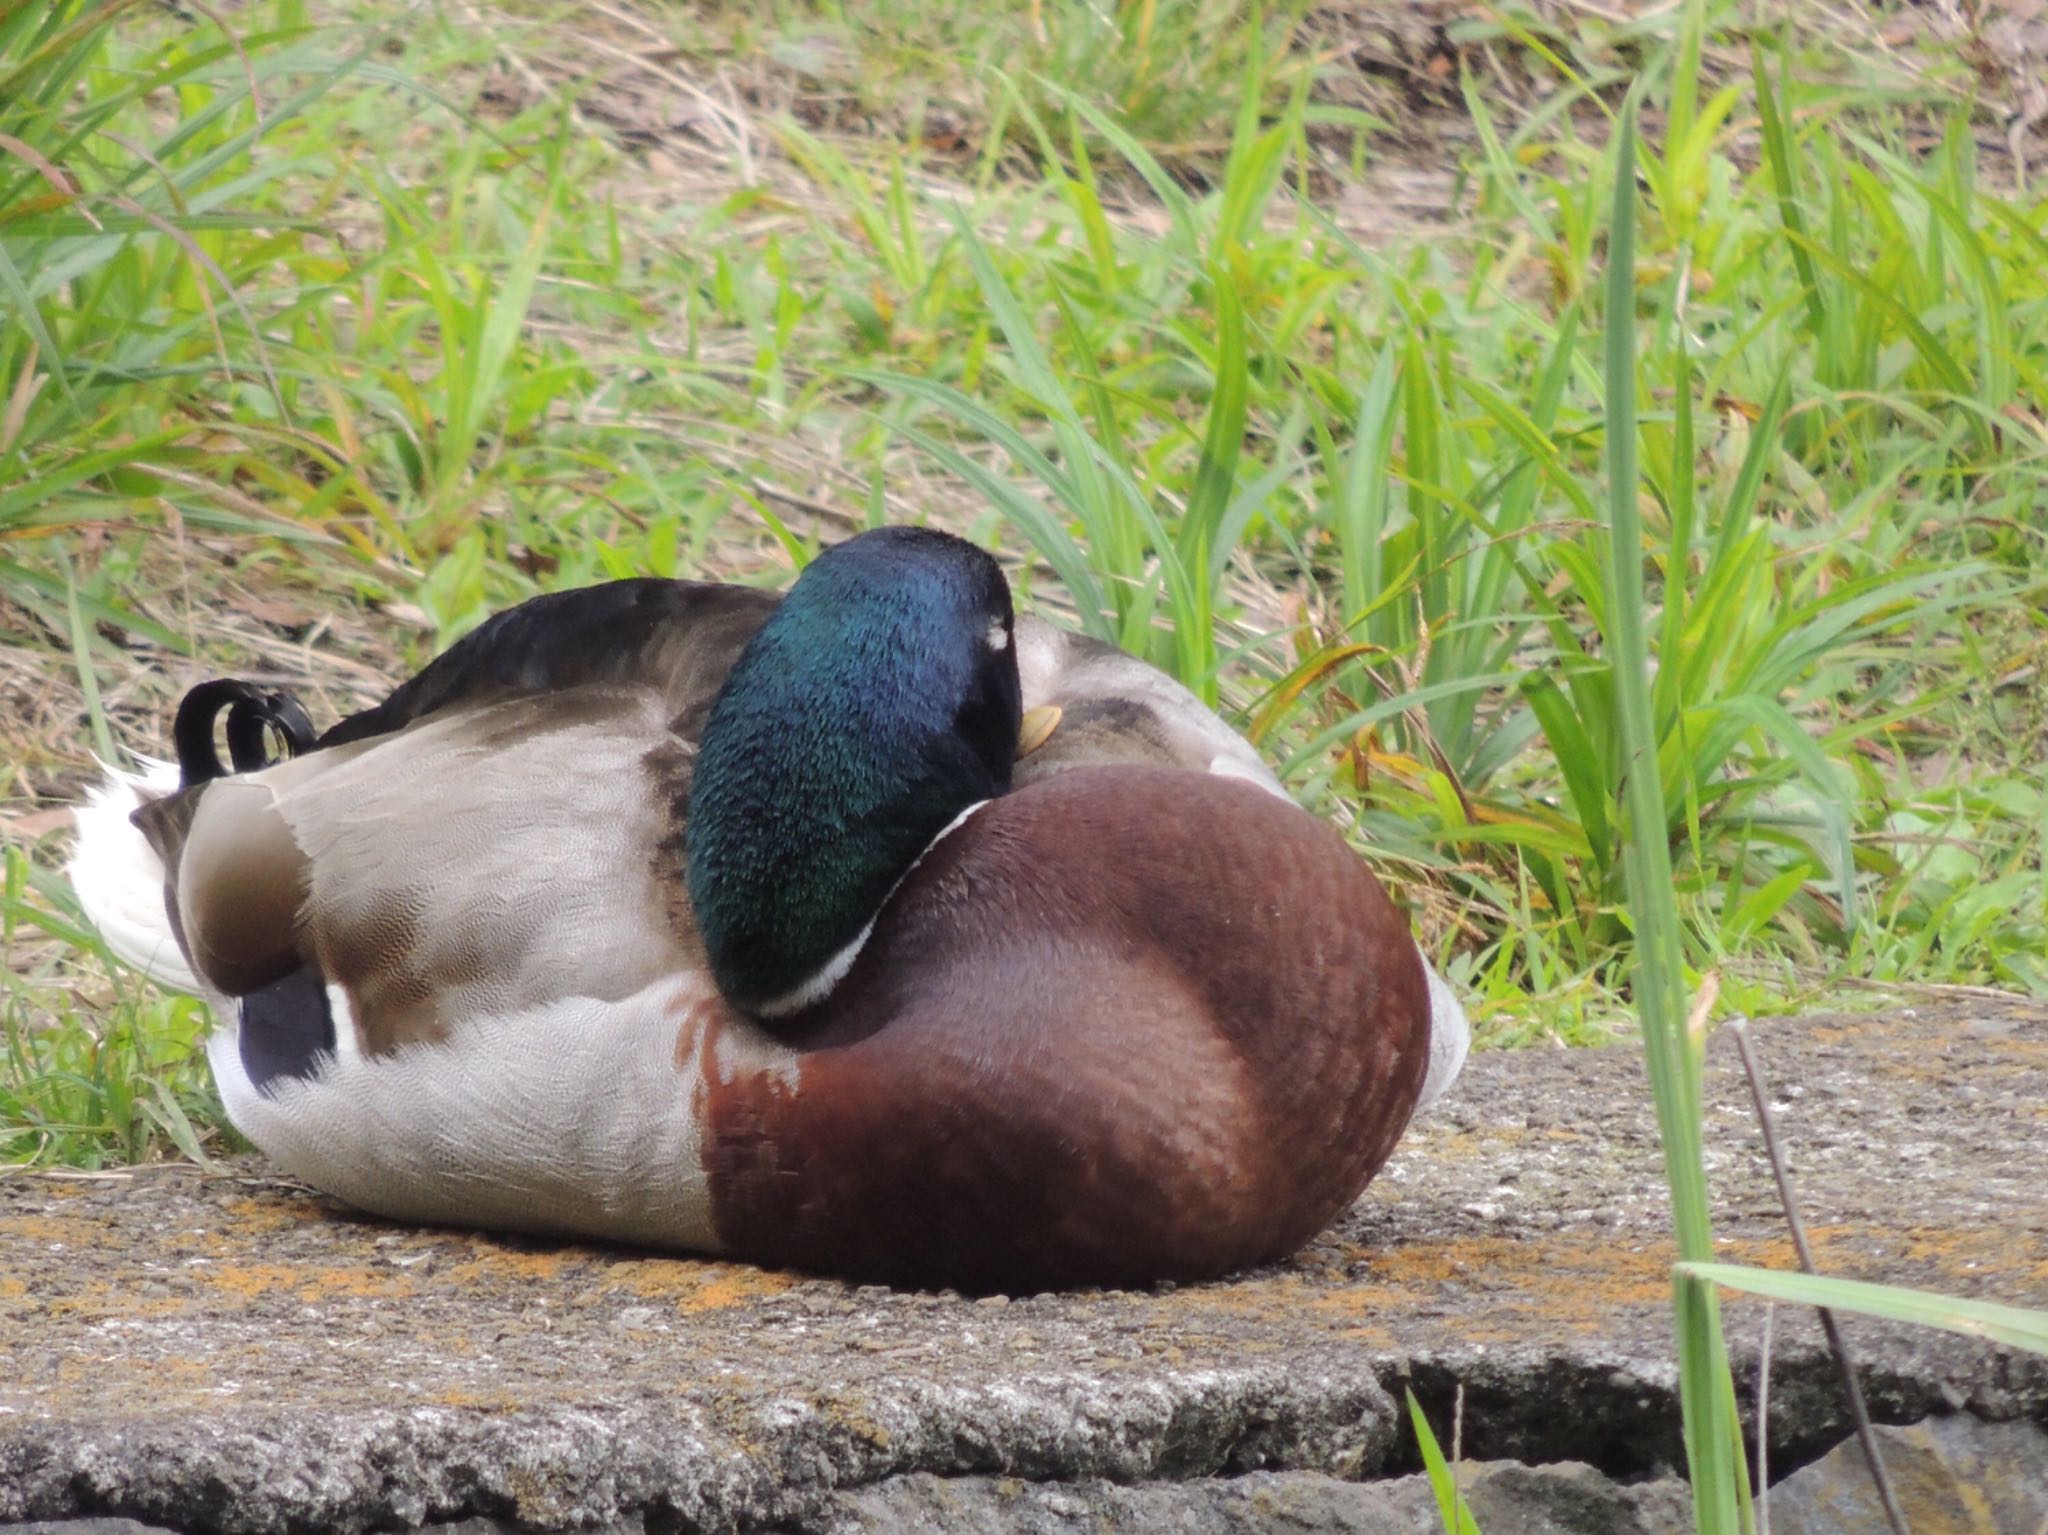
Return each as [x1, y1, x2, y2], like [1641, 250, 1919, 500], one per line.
[70, 526, 1467, 1291]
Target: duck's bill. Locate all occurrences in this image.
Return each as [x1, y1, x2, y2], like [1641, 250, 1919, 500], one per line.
[1016, 704, 1062, 759]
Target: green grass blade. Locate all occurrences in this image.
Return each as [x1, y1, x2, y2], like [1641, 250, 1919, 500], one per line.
[62, 565, 117, 763]
[1679, 1263, 2048, 1356]
[1751, 35, 1828, 342]
[1405, 1390, 1482, 1535]
[1601, 92, 1746, 1533]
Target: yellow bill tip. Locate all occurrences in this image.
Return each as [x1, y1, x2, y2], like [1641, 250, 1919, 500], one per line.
[1016, 704, 1062, 759]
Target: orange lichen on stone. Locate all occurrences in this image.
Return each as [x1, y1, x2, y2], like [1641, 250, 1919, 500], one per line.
[659, 1263, 801, 1314]
[140, 1357, 228, 1386]
[1807, 1020, 1880, 1045]
[222, 1196, 331, 1232]
[1865, 1222, 2048, 1289]
[43, 1280, 118, 1318]
[0, 1212, 95, 1245]
[428, 1388, 522, 1410]
[204, 1262, 420, 1305]
[1316, 1235, 1674, 1341]
[1128, 1217, 2037, 1353]
[1394, 1128, 1499, 1163]
[441, 1247, 575, 1287]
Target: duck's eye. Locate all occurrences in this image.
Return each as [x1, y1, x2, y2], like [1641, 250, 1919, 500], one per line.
[986, 619, 1011, 654]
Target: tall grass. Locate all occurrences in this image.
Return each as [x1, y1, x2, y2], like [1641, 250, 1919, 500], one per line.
[2, 0, 340, 519]
[844, 51, 2040, 1031]
[7, 13, 2037, 970]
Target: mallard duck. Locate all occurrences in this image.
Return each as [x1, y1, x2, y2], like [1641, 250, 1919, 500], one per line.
[70, 526, 1466, 1291]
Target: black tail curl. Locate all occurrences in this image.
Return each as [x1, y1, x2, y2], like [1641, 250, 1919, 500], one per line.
[174, 680, 316, 787]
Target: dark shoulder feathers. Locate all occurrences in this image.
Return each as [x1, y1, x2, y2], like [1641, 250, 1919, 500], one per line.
[321, 579, 777, 749]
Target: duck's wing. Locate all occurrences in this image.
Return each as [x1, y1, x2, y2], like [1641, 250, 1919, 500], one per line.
[81, 580, 779, 1084]
[154, 686, 699, 1040]
[322, 578, 775, 748]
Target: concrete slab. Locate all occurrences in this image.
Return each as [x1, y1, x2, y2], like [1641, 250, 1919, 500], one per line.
[2, 1000, 2043, 1532]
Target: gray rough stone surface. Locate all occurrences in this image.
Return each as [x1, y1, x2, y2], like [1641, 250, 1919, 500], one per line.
[1, 1001, 2042, 1533]
[1768, 1413, 2048, 1533]
[0, 1464, 1696, 1535]
[808, 1462, 1693, 1533]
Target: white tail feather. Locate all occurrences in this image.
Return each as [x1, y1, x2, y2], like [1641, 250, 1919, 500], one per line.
[1414, 958, 1470, 1114]
[67, 757, 202, 995]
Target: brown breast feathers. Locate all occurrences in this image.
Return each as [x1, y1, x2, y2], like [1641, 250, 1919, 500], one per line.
[700, 765, 1430, 1292]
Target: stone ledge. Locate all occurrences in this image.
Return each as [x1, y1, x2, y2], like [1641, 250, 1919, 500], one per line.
[2, 1000, 2042, 1532]
[0, 1459, 1695, 1535]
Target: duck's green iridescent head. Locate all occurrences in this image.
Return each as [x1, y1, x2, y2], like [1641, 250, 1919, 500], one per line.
[685, 526, 1022, 1020]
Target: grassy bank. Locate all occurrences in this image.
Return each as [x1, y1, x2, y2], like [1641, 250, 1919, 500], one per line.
[3, 0, 2043, 1163]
